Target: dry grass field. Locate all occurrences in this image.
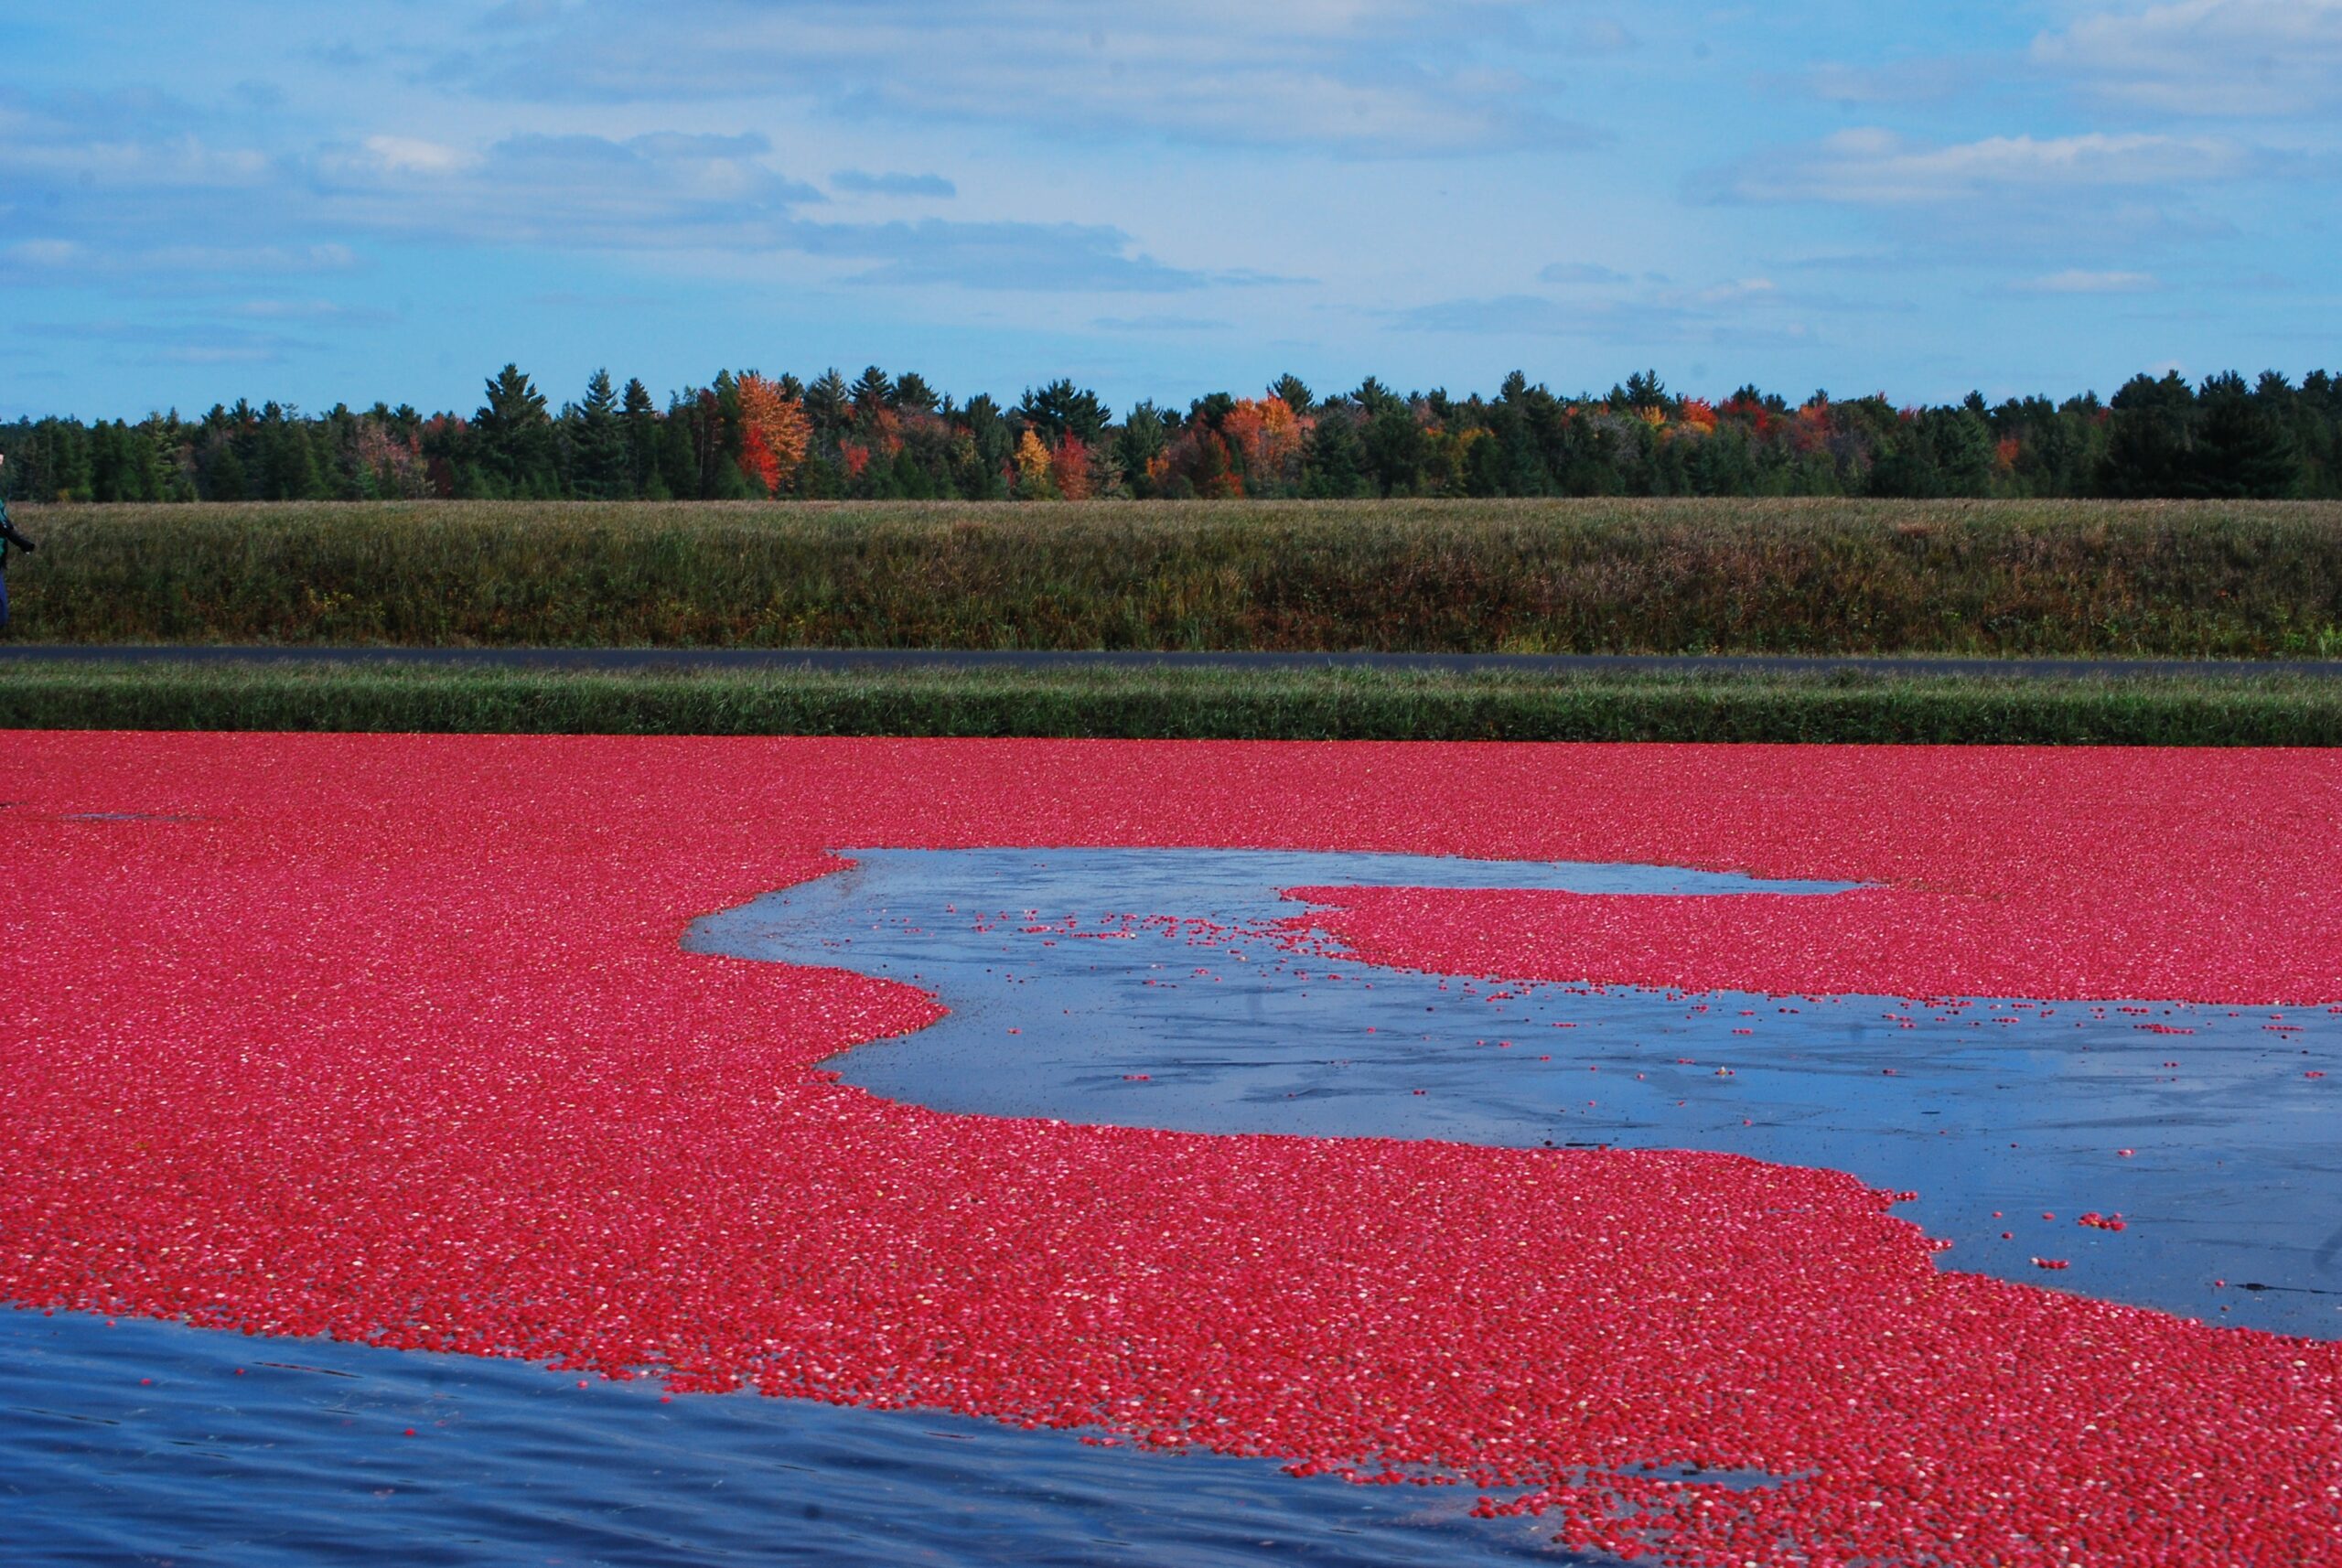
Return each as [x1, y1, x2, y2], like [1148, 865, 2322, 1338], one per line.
[7, 497, 2341, 657]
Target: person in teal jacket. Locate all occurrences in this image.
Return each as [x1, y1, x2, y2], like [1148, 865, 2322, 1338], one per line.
[0, 454, 36, 630]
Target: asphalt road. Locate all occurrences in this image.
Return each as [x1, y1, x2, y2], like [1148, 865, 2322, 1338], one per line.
[5, 645, 2339, 679]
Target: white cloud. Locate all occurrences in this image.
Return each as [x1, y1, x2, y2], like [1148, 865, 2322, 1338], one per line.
[438, 0, 1580, 156]
[2034, 1, 2342, 115]
[2014, 269, 2159, 295]
[1699, 129, 2252, 205]
[359, 135, 481, 175]
[0, 88, 1228, 296]
[311, 131, 823, 249]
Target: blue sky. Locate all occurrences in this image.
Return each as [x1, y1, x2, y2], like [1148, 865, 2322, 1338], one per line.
[3, 2, 2337, 419]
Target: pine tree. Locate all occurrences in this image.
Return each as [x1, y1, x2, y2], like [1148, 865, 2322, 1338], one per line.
[260, 408, 324, 500]
[955, 394, 1012, 498]
[2101, 372, 2197, 498]
[1361, 402, 1426, 496]
[656, 399, 698, 499]
[1350, 377, 1399, 415]
[621, 378, 660, 497]
[573, 369, 630, 499]
[1018, 380, 1111, 444]
[2196, 376, 2304, 499]
[892, 371, 940, 413]
[204, 441, 248, 502]
[1302, 413, 1369, 498]
[476, 364, 556, 494]
[806, 369, 849, 444]
[1115, 402, 1167, 492]
[851, 365, 894, 420]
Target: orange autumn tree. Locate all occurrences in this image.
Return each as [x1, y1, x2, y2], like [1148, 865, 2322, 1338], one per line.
[735, 372, 811, 495]
[1222, 396, 1303, 492]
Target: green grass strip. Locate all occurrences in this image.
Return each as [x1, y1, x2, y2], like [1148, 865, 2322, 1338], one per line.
[5, 660, 2339, 746]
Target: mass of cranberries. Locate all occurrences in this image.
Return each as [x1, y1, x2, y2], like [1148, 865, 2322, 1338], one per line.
[2, 735, 2335, 1566]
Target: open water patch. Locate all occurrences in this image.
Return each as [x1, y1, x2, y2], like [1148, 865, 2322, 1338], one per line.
[0, 1306, 1574, 1567]
[691, 847, 2342, 1337]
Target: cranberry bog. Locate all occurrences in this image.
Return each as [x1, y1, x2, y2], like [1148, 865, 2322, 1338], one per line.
[4, 734, 2337, 1566]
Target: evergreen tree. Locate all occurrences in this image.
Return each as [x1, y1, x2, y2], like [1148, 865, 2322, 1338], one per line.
[699, 374, 750, 499]
[851, 365, 894, 419]
[1362, 401, 1427, 496]
[2196, 374, 2304, 499]
[621, 378, 661, 496]
[1115, 402, 1168, 492]
[892, 371, 940, 413]
[1018, 380, 1111, 444]
[805, 369, 849, 445]
[656, 397, 699, 499]
[572, 369, 629, 499]
[203, 443, 248, 502]
[45, 420, 95, 500]
[1187, 392, 1236, 434]
[954, 394, 1013, 498]
[259, 408, 324, 500]
[1351, 377, 1397, 413]
[1930, 405, 1996, 494]
[1485, 401, 1548, 494]
[8, 356, 2342, 506]
[1300, 413, 1368, 498]
[475, 364, 557, 494]
[2101, 371, 2197, 498]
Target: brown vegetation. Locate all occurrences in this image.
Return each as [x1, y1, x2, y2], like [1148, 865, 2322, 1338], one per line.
[8, 497, 2340, 657]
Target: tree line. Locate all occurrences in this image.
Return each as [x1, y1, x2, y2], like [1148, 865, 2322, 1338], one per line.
[3, 362, 2334, 504]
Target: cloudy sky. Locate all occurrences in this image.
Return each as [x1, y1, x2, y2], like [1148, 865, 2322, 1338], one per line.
[3, 2, 2337, 418]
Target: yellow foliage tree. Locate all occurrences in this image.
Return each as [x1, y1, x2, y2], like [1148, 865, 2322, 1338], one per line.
[1013, 428, 1057, 498]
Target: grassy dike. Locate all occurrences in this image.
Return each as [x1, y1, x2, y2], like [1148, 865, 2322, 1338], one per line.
[8, 497, 2342, 658]
[5, 660, 2339, 745]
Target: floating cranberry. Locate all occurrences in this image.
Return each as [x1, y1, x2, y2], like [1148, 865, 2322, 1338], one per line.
[3, 734, 2336, 1568]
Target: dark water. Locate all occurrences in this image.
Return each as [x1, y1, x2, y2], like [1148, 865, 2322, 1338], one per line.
[0, 1308, 1565, 1566]
[15, 847, 2338, 1565]
[689, 848, 2342, 1337]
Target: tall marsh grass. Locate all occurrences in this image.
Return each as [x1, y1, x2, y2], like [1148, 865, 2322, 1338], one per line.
[6, 498, 2341, 657]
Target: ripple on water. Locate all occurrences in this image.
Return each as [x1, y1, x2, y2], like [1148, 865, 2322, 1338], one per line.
[1, 1307, 1575, 1567]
